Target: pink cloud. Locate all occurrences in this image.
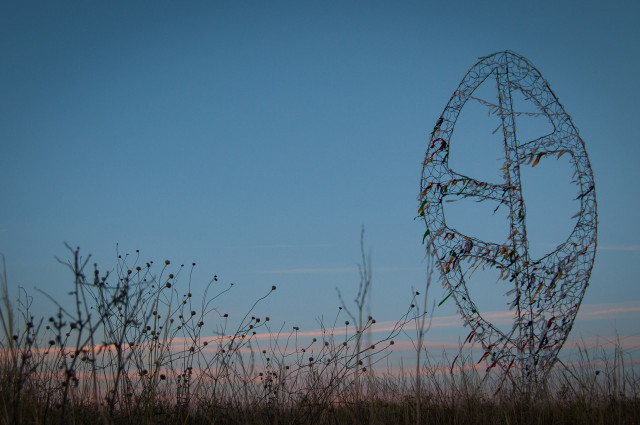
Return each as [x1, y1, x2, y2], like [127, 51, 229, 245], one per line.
[577, 305, 640, 318]
[564, 335, 640, 351]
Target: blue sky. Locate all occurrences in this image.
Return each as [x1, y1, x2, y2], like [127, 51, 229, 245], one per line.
[1, 1, 639, 360]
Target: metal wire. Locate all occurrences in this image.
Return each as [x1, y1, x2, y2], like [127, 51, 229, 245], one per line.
[418, 51, 597, 387]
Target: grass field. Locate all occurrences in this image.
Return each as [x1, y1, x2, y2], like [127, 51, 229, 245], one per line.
[1, 245, 638, 424]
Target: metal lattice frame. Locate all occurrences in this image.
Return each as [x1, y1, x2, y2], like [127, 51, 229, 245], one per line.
[418, 51, 597, 384]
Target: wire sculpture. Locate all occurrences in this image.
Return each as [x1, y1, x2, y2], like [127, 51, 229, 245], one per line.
[418, 51, 597, 386]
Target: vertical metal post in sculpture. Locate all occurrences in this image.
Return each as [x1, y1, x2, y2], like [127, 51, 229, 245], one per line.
[418, 51, 597, 387]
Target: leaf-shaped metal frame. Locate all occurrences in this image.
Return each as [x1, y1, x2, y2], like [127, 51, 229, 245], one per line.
[419, 51, 597, 385]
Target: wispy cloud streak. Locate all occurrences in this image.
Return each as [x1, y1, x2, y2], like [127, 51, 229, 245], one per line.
[597, 244, 640, 251]
[252, 243, 335, 249]
[261, 267, 358, 274]
[578, 306, 640, 318]
[261, 266, 425, 274]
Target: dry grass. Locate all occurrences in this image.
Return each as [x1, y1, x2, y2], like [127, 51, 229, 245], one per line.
[0, 246, 638, 424]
